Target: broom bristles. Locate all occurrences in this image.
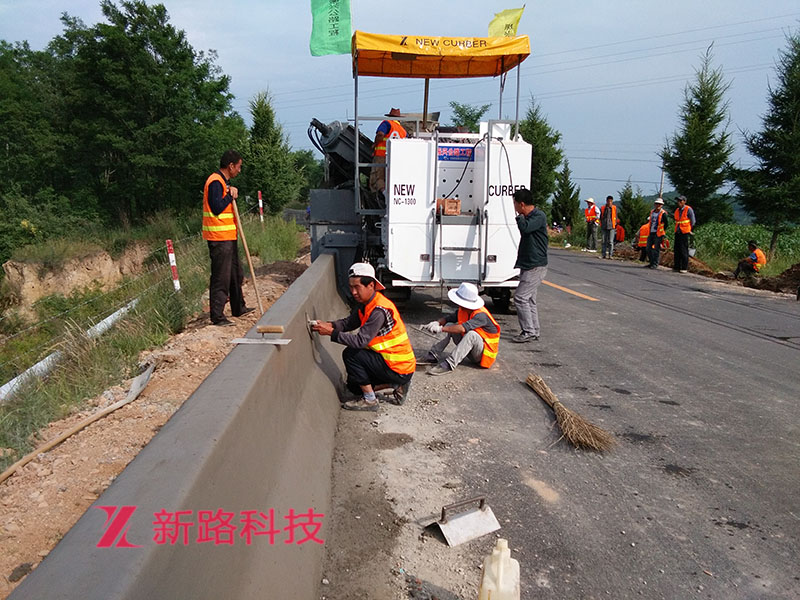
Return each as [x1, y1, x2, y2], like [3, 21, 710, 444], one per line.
[526, 373, 616, 452]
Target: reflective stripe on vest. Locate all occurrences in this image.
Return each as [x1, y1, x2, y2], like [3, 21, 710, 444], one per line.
[650, 209, 666, 237]
[202, 172, 237, 241]
[674, 205, 692, 233]
[457, 306, 500, 368]
[749, 248, 767, 271]
[373, 120, 407, 158]
[359, 292, 416, 374]
[638, 224, 649, 247]
[585, 206, 599, 224]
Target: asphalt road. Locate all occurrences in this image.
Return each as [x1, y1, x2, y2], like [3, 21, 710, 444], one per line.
[404, 248, 800, 600]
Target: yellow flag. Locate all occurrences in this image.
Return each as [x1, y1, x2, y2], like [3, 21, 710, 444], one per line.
[488, 6, 525, 37]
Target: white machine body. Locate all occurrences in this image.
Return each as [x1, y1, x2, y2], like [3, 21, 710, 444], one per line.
[384, 123, 531, 287]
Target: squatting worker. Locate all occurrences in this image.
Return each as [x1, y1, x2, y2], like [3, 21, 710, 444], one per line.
[369, 108, 407, 193]
[421, 282, 500, 376]
[645, 197, 669, 269]
[511, 188, 548, 343]
[733, 240, 767, 278]
[312, 263, 415, 411]
[672, 195, 696, 273]
[202, 150, 254, 326]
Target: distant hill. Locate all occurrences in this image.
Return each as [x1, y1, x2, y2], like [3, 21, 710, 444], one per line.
[642, 192, 753, 225]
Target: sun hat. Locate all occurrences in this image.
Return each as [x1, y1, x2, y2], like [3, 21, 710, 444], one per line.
[585, 197, 595, 204]
[385, 108, 404, 117]
[348, 262, 386, 291]
[447, 282, 484, 310]
[654, 197, 664, 204]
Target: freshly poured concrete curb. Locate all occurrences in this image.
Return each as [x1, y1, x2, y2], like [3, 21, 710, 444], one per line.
[10, 254, 347, 599]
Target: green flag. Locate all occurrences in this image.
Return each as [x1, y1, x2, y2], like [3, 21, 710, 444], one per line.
[488, 6, 525, 37]
[310, 0, 352, 56]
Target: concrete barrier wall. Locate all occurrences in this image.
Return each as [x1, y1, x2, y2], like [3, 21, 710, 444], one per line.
[10, 254, 347, 600]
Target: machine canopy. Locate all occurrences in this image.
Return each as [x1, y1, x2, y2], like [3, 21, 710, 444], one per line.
[352, 30, 530, 79]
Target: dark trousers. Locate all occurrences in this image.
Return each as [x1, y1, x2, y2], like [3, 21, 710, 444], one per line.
[674, 231, 690, 271]
[646, 233, 663, 267]
[208, 240, 246, 323]
[585, 223, 597, 250]
[733, 261, 757, 278]
[343, 347, 412, 394]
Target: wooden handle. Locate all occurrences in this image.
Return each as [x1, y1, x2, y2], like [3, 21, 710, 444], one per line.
[257, 325, 284, 334]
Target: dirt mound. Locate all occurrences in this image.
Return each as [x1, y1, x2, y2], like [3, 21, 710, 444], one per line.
[613, 245, 715, 276]
[748, 262, 800, 295]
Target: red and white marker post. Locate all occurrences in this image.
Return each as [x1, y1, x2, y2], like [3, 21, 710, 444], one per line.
[258, 190, 264, 223]
[165, 239, 181, 291]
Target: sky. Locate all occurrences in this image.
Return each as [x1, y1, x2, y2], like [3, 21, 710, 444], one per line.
[1, 0, 799, 203]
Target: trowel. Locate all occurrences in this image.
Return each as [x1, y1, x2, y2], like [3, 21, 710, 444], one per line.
[230, 325, 291, 345]
[425, 496, 501, 547]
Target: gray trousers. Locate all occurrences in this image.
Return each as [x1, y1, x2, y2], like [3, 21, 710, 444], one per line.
[586, 223, 597, 250]
[601, 228, 615, 257]
[515, 266, 547, 336]
[430, 330, 484, 370]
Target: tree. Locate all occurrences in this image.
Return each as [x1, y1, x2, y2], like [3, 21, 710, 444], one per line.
[240, 91, 303, 214]
[518, 97, 563, 208]
[618, 179, 650, 241]
[292, 149, 324, 206]
[660, 47, 735, 223]
[551, 159, 580, 228]
[448, 101, 491, 132]
[735, 31, 800, 259]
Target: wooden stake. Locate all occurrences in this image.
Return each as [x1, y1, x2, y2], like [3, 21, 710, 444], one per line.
[232, 199, 264, 315]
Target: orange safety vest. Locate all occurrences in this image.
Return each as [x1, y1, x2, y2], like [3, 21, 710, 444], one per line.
[600, 204, 617, 227]
[202, 172, 237, 241]
[747, 248, 767, 271]
[637, 224, 649, 248]
[373, 120, 407, 158]
[457, 306, 501, 368]
[649, 208, 666, 237]
[359, 292, 416, 375]
[584, 206, 599, 224]
[674, 205, 692, 233]
[615, 223, 625, 243]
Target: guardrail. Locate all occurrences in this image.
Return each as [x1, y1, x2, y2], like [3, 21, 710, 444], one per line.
[9, 254, 347, 600]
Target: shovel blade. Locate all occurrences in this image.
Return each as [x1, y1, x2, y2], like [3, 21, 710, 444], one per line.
[436, 505, 500, 547]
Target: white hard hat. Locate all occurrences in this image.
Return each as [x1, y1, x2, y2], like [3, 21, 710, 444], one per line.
[348, 262, 385, 290]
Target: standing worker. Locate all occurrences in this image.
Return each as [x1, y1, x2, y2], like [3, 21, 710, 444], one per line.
[369, 108, 407, 194]
[312, 263, 415, 411]
[672, 195, 696, 273]
[600, 195, 617, 259]
[511, 188, 548, 343]
[421, 282, 501, 376]
[733, 240, 767, 278]
[645, 198, 669, 269]
[582, 198, 600, 252]
[202, 150, 254, 326]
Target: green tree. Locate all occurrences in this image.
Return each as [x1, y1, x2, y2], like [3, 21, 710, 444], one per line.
[660, 47, 734, 223]
[551, 159, 580, 228]
[735, 31, 800, 259]
[50, 0, 244, 225]
[448, 101, 491, 132]
[241, 91, 303, 214]
[518, 97, 563, 208]
[292, 149, 324, 206]
[618, 179, 650, 241]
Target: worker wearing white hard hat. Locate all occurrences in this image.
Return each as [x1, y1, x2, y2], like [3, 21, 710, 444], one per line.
[645, 198, 669, 269]
[312, 262, 414, 410]
[582, 197, 600, 252]
[421, 282, 501, 376]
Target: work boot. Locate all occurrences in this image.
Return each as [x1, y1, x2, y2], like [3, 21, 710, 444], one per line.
[427, 363, 452, 376]
[342, 397, 379, 412]
[212, 318, 234, 327]
[390, 380, 412, 406]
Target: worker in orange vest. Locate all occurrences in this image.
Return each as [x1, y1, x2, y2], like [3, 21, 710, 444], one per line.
[369, 108, 407, 193]
[421, 282, 501, 376]
[582, 197, 600, 252]
[733, 240, 767, 278]
[672, 195, 696, 273]
[645, 198, 669, 269]
[312, 262, 415, 411]
[615, 219, 625, 244]
[202, 149, 255, 326]
[635, 223, 650, 261]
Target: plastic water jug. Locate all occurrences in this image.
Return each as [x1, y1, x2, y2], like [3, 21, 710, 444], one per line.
[478, 538, 520, 600]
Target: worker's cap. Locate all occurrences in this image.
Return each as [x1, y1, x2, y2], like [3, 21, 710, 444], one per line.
[676, 195, 687, 202]
[585, 197, 595, 204]
[747, 240, 758, 247]
[385, 108, 404, 117]
[654, 197, 664, 204]
[447, 282, 484, 310]
[348, 262, 385, 290]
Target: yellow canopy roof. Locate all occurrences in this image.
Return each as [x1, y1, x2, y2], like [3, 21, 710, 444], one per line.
[352, 30, 530, 79]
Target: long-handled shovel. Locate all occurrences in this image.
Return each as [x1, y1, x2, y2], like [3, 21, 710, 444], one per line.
[231, 199, 264, 315]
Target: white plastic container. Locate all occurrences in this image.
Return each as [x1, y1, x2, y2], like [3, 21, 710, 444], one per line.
[478, 538, 520, 600]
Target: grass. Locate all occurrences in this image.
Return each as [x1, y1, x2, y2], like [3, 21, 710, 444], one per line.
[0, 212, 301, 472]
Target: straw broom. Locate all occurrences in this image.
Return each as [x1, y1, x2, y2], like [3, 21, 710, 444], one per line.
[526, 373, 615, 452]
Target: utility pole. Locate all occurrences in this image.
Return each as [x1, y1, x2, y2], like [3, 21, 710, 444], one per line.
[658, 161, 665, 197]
